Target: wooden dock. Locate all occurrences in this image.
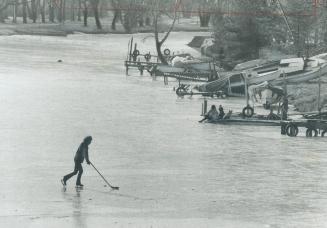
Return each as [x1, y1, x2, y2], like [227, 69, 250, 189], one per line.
[124, 60, 159, 76]
[124, 37, 218, 84]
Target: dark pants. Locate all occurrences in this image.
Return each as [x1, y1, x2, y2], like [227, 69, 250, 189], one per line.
[63, 161, 83, 185]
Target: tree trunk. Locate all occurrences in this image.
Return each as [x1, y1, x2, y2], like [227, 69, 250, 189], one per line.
[155, 40, 166, 65]
[92, 0, 102, 29]
[122, 12, 130, 33]
[154, 16, 167, 64]
[49, 0, 54, 22]
[145, 17, 150, 26]
[93, 7, 101, 29]
[111, 10, 120, 30]
[27, 2, 32, 19]
[0, 2, 13, 22]
[83, 2, 88, 26]
[12, 1, 17, 23]
[199, 10, 210, 27]
[58, 0, 66, 22]
[23, 0, 27, 23]
[139, 17, 144, 27]
[58, 0, 63, 22]
[31, 0, 37, 23]
[62, 0, 66, 22]
[78, 0, 81, 21]
[71, 0, 75, 21]
[40, 0, 46, 23]
[153, 0, 180, 65]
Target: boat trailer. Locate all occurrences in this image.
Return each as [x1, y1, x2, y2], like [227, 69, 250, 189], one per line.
[176, 84, 225, 98]
[281, 119, 327, 137]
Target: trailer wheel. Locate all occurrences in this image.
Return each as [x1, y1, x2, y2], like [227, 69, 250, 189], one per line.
[286, 124, 299, 137]
[176, 87, 186, 97]
[144, 53, 151, 61]
[132, 49, 140, 57]
[306, 128, 318, 137]
[242, 106, 254, 118]
[163, 48, 171, 56]
[322, 130, 327, 137]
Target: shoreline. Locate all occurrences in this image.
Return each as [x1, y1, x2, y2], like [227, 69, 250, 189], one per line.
[0, 17, 210, 37]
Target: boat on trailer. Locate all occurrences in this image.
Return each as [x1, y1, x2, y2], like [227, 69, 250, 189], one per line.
[198, 55, 327, 95]
[248, 57, 327, 86]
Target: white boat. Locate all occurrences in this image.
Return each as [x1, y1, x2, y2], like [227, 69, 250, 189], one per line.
[272, 62, 327, 85]
[248, 57, 327, 85]
[199, 55, 327, 94]
[171, 56, 215, 72]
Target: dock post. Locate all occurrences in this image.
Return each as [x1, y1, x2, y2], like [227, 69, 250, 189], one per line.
[125, 61, 129, 76]
[228, 78, 232, 95]
[164, 76, 168, 85]
[203, 100, 208, 115]
[318, 66, 322, 134]
[202, 103, 204, 116]
[244, 75, 249, 107]
[282, 72, 288, 120]
[281, 122, 287, 135]
[209, 62, 212, 81]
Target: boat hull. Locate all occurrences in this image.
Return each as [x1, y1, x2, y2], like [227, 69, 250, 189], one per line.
[199, 63, 327, 94]
[207, 118, 281, 126]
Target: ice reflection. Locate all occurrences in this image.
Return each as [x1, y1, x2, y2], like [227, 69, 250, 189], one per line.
[73, 189, 86, 228]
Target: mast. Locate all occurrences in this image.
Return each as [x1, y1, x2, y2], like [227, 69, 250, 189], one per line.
[275, 0, 295, 42]
[318, 66, 322, 119]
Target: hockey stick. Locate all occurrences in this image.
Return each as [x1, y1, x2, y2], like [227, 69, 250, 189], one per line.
[90, 162, 119, 190]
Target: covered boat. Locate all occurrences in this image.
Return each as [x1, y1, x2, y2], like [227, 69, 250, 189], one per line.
[198, 55, 327, 95]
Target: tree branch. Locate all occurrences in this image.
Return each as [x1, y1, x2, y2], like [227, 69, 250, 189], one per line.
[159, 0, 181, 45]
[0, 0, 10, 12]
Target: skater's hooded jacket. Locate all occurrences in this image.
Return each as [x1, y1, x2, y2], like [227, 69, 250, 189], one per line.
[74, 140, 90, 163]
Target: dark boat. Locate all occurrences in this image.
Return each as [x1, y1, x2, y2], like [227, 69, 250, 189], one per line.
[206, 117, 281, 126]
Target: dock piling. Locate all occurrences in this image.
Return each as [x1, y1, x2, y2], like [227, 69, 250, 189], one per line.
[281, 122, 287, 135]
[203, 100, 208, 116]
[164, 76, 168, 85]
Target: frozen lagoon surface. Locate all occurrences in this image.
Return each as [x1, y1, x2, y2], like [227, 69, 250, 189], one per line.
[0, 32, 326, 228]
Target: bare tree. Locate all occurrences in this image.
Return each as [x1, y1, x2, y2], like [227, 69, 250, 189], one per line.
[90, 0, 102, 29]
[71, 0, 75, 21]
[0, 0, 11, 22]
[40, 0, 46, 23]
[48, 0, 54, 22]
[57, 0, 62, 22]
[22, 0, 27, 23]
[82, 0, 88, 26]
[31, 0, 37, 22]
[62, 0, 66, 21]
[152, 0, 181, 64]
[12, 0, 18, 23]
[77, 0, 81, 21]
[110, 0, 120, 30]
[122, 0, 138, 33]
[198, 0, 213, 27]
